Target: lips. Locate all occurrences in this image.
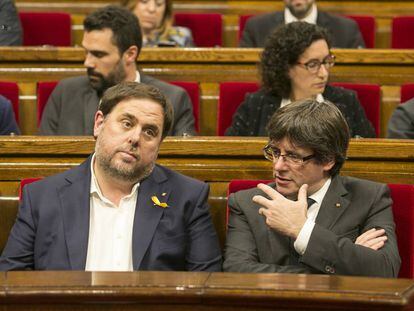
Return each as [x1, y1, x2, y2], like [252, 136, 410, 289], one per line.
[275, 175, 292, 185]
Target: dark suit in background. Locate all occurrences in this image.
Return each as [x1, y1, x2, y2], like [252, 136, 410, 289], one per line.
[225, 85, 375, 137]
[39, 75, 196, 136]
[387, 98, 414, 139]
[223, 176, 400, 277]
[0, 95, 20, 135]
[240, 11, 365, 48]
[0, 156, 222, 271]
[0, 0, 23, 46]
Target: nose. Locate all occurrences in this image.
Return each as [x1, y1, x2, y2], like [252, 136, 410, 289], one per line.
[273, 155, 287, 171]
[317, 63, 329, 78]
[128, 126, 142, 147]
[84, 52, 95, 69]
[147, 0, 156, 12]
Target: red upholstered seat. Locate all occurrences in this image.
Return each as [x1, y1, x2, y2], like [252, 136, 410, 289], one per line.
[331, 82, 381, 137]
[169, 81, 200, 133]
[174, 13, 222, 47]
[401, 83, 414, 103]
[19, 178, 42, 201]
[239, 14, 375, 48]
[19, 12, 71, 46]
[37, 81, 58, 126]
[346, 15, 376, 48]
[392, 16, 414, 49]
[217, 82, 259, 136]
[0, 82, 19, 123]
[389, 183, 414, 278]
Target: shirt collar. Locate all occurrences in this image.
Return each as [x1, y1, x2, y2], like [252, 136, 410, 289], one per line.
[281, 93, 324, 107]
[308, 177, 331, 207]
[90, 153, 140, 202]
[284, 3, 318, 24]
[134, 70, 141, 83]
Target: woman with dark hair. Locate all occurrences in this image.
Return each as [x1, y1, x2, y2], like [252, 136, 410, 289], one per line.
[121, 0, 194, 47]
[226, 21, 375, 138]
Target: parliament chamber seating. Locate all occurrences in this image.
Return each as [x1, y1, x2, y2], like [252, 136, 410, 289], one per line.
[391, 16, 414, 49]
[226, 180, 414, 279]
[37, 81, 58, 126]
[174, 13, 223, 47]
[19, 12, 72, 46]
[0, 81, 19, 123]
[401, 83, 414, 103]
[238, 14, 376, 48]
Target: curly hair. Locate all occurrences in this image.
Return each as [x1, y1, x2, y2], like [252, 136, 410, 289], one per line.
[260, 22, 331, 98]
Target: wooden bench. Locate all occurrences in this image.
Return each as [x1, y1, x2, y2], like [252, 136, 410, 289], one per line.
[0, 136, 413, 251]
[0, 47, 412, 136]
[14, 0, 414, 48]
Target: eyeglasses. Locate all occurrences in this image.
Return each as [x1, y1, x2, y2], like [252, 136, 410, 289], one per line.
[296, 54, 335, 74]
[263, 144, 315, 166]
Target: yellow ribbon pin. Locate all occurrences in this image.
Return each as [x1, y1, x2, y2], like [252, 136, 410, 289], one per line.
[151, 195, 169, 208]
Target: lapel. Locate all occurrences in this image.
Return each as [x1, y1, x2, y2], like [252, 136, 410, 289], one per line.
[315, 175, 350, 229]
[83, 87, 100, 135]
[316, 11, 330, 29]
[132, 165, 170, 269]
[59, 156, 92, 270]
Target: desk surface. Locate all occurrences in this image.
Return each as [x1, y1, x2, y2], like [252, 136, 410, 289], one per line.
[1, 271, 414, 310]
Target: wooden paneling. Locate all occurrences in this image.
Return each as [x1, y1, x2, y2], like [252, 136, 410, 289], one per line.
[0, 48, 412, 136]
[15, 0, 414, 48]
[0, 136, 413, 251]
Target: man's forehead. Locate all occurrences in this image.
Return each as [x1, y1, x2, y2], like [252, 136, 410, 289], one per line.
[271, 137, 312, 153]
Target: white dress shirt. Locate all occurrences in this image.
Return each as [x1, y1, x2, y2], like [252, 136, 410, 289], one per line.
[294, 178, 332, 255]
[281, 94, 324, 108]
[85, 154, 140, 271]
[284, 3, 318, 25]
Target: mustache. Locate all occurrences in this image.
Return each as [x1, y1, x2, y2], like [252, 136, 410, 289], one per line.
[87, 68, 104, 78]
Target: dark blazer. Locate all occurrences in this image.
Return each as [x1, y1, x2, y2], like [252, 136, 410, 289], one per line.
[0, 95, 20, 135]
[223, 176, 401, 277]
[0, 156, 222, 271]
[240, 11, 365, 48]
[225, 85, 375, 138]
[0, 0, 22, 46]
[387, 98, 414, 139]
[39, 75, 196, 136]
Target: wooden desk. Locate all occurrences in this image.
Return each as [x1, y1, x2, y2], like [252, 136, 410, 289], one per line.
[14, 0, 414, 48]
[0, 137, 413, 251]
[1, 271, 414, 310]
[0, 47, 412, 136]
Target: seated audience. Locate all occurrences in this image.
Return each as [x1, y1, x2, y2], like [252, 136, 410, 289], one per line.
[387, 99, 414, 139]
[39, 5, 195, 136]
[0, 0, 22, 46]
[121, 0, 194, 47]
[0, 95, 20, 135]
[226, 22, 375, 138]
[223, 98, 401, 277]
[0, 82, 221, 271]
[240, 0, 364, 48]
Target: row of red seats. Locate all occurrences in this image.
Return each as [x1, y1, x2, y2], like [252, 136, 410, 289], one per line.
[18, 177, 414, 278]
[2, 81, 414, 136]
[17, 12, 414, 48]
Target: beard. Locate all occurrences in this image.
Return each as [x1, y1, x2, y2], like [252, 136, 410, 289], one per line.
[286, 1, 314, 19]
[87, 61, 127, 97]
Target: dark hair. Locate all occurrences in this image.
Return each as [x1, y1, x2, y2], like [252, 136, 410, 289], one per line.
[260, 22, 331, 98]
[84, 5, 143, 55]
[99, 82, 173, 139]
[266, 99, 349, 176]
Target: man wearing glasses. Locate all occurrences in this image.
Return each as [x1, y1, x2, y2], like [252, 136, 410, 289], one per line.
[223, 99, 400, 277]
[226, 22, 375, 137]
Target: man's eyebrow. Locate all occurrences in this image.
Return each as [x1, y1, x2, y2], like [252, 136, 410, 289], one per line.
[121, 113, 137, 121]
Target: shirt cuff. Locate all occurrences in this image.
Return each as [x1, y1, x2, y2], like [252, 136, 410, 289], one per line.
[294, 219, 316, 255]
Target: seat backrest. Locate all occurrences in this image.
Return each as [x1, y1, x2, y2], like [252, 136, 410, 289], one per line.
[174, 13, 222, 47]
[19, 178, 42, 201]
[0, 82, 19, 123]
[37, 81, 58, 126]
[389, 183, 414, 278]
[19, 12, 71, 46]
[217, 82, 259, 136]
[401, 83, 414, 104]
[346, 15, 376, 48]
[331, 82, 381, 137]
[169, 81, 200, 133]
[227, 179, 272, 225]
[392, 16, 414, 49]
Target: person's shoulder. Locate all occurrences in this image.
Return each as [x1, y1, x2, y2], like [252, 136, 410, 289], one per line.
[169, 26, 192, 37]
[319, 11, 359, 28]
[0, 95, 12, 110]
[324, 84, 357, 102]
[141, 75, 185, 95]
[397, 98, 414, 115]
[339, 175, 388, 194]
[155, 164, 206, 189]
[55, 76, 89, 90]
[246, 11, 281, 25]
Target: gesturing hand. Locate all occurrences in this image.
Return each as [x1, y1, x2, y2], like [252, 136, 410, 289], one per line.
[253, 183, 309, 239]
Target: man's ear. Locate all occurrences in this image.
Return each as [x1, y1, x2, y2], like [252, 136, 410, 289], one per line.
[93, 110, 105, 139]
[322, 159, 335, 173]
[123, 45, 138, 65]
